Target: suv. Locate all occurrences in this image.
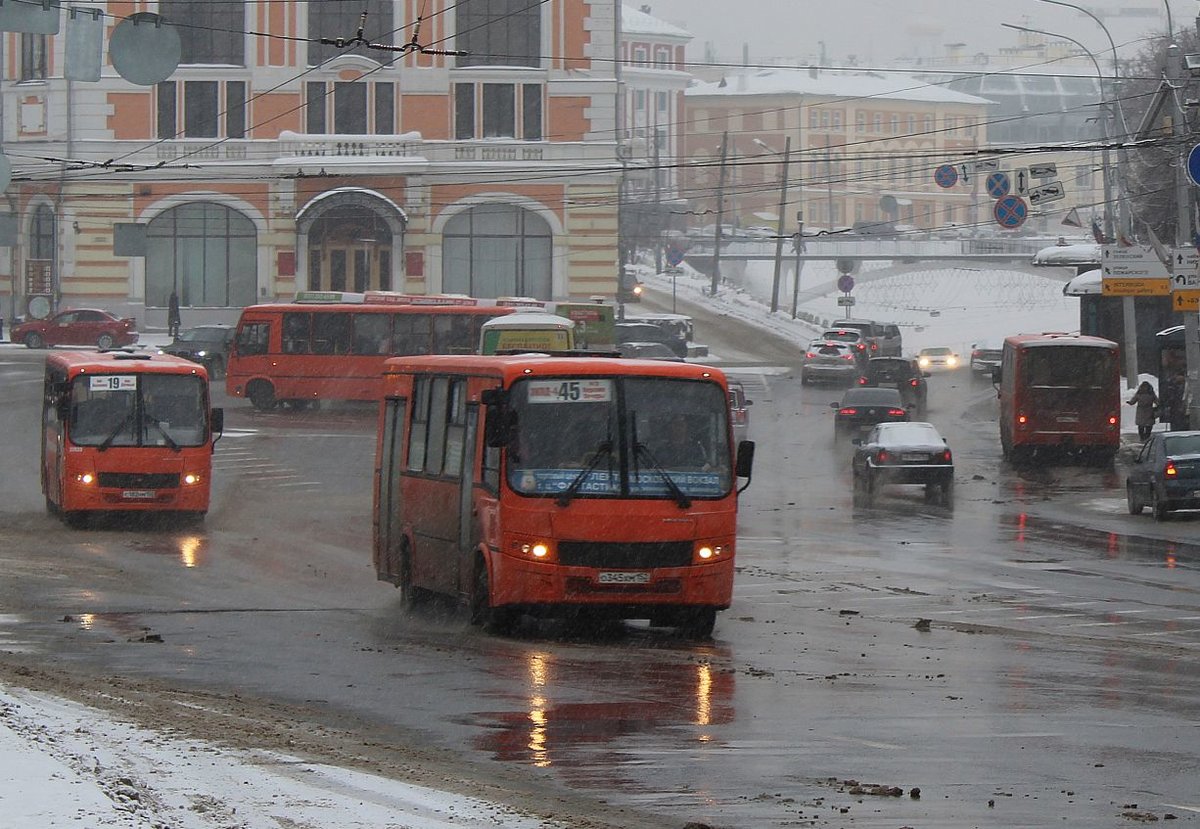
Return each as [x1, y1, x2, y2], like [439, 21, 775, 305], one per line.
[858, 356, 928, 413]
[829, 319, 902, 357]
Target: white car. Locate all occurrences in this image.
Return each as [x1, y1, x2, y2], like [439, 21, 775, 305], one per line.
[917, 346, 961, 371]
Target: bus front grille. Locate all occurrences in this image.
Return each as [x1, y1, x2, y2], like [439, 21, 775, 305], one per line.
[97, 472, 181, 489]
[557, 541, 693, 569]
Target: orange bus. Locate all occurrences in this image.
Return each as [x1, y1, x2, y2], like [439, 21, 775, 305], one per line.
[995, 333, 1121, 464]
[226, 295, 513, 410]
[373, 354, 755, 637]
[42, 350, 224, 526]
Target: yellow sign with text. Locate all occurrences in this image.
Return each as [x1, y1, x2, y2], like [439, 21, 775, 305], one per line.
[1102, 278, 1171, 297]
[1172, 289, 1200, 311]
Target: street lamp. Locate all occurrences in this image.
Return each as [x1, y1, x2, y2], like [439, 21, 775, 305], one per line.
[753, 137, 792, 313]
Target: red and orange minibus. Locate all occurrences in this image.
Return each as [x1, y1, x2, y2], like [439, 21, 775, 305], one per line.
[226, 294, 513, 410]
[373, 353, 755, 637]
[995, 333, 1121, 464]
[41, 350, 223, 526]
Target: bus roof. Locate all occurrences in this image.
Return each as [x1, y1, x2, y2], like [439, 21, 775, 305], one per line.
[1003, 333, 1118, 350]
[238, 302, 513, 316]
[481, 312, 575, 330]
[382, 353, 727, 384]
[46, 349, 209, 376]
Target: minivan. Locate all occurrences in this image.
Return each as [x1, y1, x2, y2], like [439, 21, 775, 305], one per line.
[829, 319, 902, 357]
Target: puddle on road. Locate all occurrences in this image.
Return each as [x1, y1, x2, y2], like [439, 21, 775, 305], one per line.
[1000, 511, 1200, 566]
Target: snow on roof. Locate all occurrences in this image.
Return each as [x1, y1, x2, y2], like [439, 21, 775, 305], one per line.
[622, 5, 691, 39]
[1063, 267, 1102, 296]
[1033, 243, 1102, 266]
[686, 68, 994, 106]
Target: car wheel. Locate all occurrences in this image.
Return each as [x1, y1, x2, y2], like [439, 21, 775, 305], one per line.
[247, 380, 277, 411]
[938, 478, 954, 507]
[1126, 482, 1144, 515]
[24, 332, 44, 349]
[1152, 488, 1170, 521]
[96, 333, 115, 350]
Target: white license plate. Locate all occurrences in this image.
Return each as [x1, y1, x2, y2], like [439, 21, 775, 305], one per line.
[121, 490, 156, 500]
[901, 453, 927, 462]
[597, 571, 651, 584]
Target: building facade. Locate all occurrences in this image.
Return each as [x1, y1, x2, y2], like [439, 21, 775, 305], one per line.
[1, 1, 623, 327]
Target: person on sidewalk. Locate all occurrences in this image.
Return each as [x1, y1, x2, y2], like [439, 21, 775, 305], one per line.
[167, 290, 181, 339]
[1128, 381, 1158, 441]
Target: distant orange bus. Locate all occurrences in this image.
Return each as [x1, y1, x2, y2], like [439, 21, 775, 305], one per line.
[373, 354, 755, 637]
[42, 350, 223, 526]
[995, 333, 1121, 464]
[226, 295, 513, 410]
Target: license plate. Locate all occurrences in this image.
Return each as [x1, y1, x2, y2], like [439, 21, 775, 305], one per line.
[1056, 415, 1079, 423]
[121, 489, 156, 500]
[901, 453, 927, 462]
[597, 571, 651, 584]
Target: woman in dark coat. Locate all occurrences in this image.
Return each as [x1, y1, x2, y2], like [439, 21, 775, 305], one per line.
[1128, 381, 1158, 441]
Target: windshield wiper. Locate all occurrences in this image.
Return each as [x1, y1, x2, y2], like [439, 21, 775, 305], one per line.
[556, 440, 613, 507]
[629, 418, 691, 508]
[143, 414, 180, 452]
[97, 409, 136, 452]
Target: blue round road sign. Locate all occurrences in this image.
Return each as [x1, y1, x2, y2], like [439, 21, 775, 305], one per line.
[985, 171, 1011, 199]
[934, 164, 959, 189]
[993, 195, 1028, 229]
[666, 245, 685, 266]
[837, 274, 855, 293]
[1188, 144, 1200, 187]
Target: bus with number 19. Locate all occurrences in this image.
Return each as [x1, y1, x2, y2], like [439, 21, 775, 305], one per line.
[373, 354, 755, 637]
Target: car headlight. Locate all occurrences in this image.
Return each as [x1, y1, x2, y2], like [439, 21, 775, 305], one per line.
[195, 350, 207, 357]
[918, 357, 930, 367]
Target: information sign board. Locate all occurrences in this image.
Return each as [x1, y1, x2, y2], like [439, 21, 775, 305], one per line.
[1028, 181, 1066, 205]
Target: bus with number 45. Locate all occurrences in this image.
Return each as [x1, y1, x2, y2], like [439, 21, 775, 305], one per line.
[42, 350, 223, 526]
[373, 354, 755, 637]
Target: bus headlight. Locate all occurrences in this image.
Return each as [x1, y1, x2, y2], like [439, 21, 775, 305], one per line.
[510, 536, 555, 561]
[74, 472, 95, 485]
[183, 473, 202, 486]
[696, 544, 726, 561]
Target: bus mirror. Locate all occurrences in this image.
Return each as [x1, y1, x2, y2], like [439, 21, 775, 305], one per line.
[735, 440, 755, 493]
[210, 407, 224, 440]
[480, 388, 506, 407]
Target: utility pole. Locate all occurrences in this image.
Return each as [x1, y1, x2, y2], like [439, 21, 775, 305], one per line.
[791, 208, 805, 319]
[710, 131, 728, 295]
[1170, 41, 1200, 428]
[769, 136, 791, 314]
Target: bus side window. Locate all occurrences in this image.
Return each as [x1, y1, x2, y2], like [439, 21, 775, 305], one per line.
[236, 322, 270, 356]
[283, 313, 311, 354]
[312, 312, 351, 355]
[352, 313, 392, 355]
[396, 314, 432, 355]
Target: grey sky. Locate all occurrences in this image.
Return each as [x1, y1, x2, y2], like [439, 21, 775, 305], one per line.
[640, 0, 1170, 69]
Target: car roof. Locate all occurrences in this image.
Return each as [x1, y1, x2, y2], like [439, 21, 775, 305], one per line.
[868, 356, 910, 365]
[841, 387, 904, 404]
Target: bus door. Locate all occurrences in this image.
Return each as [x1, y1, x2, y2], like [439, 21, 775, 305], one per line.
[41, 367, 68, 503]
[457, 405, 481, 584]
[375, 396, 407, 583]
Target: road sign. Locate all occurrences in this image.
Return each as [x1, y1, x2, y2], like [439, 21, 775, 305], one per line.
[1173, 289, 1200, 311]
[1029, 162, 1058, 179]
[1188, 144, 1200, 187]
[837, 274, 856, 293]
[993, 195, 1028, 229]
[837, 295, 856, 307]
[1102, 244, 1171, 295]
[835, 257, 859, 275]
[1103, 279, 1172, 296]
[1027, 180, 1066, 205]
[666, 245, 685, 267]
[985, 172, 1011, 199]
[934, 164, 959, 189]
[1171, 247, 1200, 288]
[1012, 168, 1029, 196]
[968, 160, 1000, 173]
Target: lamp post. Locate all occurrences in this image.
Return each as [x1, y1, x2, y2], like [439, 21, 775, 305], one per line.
[710, 131, 729, 295]
[754, 137, 792, 314]
[1004, 22, 1138, 388]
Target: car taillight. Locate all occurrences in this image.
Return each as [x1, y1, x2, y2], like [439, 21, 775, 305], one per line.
[972, 350, 980, 358]
[940, 449, 952, 463]
[909, 378, 919, 386]
[870, 342, 878, 351]
[858, 376, 868, 385]
[842, 354, 855, 361]
[876, 449, 890, 463]
[856, 343, 865, 351]
[888, 408, 906, 416]
[1165, 461, 1178, 477]
[839, 407, 857, 416]
[805, 351, 816, 359]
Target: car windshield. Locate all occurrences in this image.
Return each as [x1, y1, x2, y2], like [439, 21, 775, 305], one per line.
[822, 331, 860, 343]
[812, 343, 848, 356]
[178, 328, 227, 344]
[923, 347, 953, 356]
[1163, 434, 1200, 455]
[877, 422, 942, 444]
[68, 373, 208, 448]
[506, 376, 732, 500]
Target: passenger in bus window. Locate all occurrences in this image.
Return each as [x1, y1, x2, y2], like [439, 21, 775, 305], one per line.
[656, 414, 709, 469]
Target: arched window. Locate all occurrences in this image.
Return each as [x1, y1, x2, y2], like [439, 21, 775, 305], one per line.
[443, 204, 551, 299]
[30, 204, 55, 260]
[146, 202, 257, 308]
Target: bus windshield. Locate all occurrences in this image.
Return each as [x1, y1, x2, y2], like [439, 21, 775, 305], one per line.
[506, 376, 731, 499]
[69, 374, 208, 449]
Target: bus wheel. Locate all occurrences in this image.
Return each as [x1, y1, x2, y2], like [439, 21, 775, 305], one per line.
[247, 381, 277, 411]
[471, 562, 518, 634]
[44, 495, 59, 515]
[96, 333, 115, 350]
[676, 607, 717, 639]
[24, 332, 44, 349]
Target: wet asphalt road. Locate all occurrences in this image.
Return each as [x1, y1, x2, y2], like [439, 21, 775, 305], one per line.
[0, 312, 1198, 828]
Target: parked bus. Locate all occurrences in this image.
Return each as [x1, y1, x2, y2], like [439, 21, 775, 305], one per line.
[995, 333, 1121, 463]
[42, 350, 223, 526]
[479, 312, 575, 354]
[225, 295, 512, 409]
[373, 354, 755, 636]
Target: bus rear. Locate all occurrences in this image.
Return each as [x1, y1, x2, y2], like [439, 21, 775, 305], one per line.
[997, 334, 1120, 463]
[42, 351, 223, 525]
[374, 355, 754, 637]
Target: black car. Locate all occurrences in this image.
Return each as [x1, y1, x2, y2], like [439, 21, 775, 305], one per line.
[1126, 430, 1200, 520]
[615, 321, 686, 358]
[161, 324, 236, 379]
[858, 356, 928, 412]
[852, 421, 954, 507]
[830, 386, 910, 441]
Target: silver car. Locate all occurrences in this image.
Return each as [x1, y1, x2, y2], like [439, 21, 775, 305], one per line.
[801, 340, 860, 385]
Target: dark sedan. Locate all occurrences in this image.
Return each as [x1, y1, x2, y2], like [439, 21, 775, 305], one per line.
[851, 421, 954, 507]
[830, 386, 910, 441]
[1127, 430, 1200, 520]
[161, 324, 236, 378]
[12, 308, 138, 349]
[857, 356, 928, 412]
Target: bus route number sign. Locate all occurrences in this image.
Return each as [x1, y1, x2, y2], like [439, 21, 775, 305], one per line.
[89, 375, 137, 392]
[527, 378, 613, 403]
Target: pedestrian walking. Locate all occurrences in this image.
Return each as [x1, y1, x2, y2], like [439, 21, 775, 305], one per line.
[1128, 381, 1158, 441]
[167, 290, 181, 338]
